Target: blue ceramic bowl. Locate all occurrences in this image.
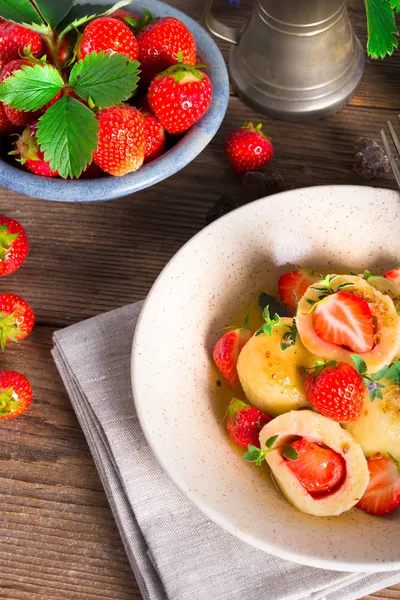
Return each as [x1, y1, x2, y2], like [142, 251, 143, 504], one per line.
[0, 0, 229, 202]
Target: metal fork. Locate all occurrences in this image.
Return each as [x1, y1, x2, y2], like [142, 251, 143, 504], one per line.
[381, 118, 400, 188]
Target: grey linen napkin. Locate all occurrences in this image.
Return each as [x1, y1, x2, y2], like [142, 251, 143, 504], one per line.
[52, 302, 400, 600]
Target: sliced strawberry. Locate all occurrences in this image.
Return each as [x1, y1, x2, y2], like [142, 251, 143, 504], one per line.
[384, 268, 400, 285]
[227, 398, 271, 448]
[213, 326, 252, 388]
[357, 456, 400, 516]
[313, 291, 375, 354]
[285, 438, 346, 496]
[278, 269, 320, 313]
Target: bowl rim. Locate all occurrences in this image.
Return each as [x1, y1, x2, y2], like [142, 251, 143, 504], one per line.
[132, 184, 400, 573]
[0, 0, 229, 202]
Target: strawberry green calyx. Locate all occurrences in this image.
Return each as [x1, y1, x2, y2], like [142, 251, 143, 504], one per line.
[125, 9, 153, 31]
[11, 127, 41, 165]
[0, 225, 19, 262]
[309, 359, 338, 378]
[242, 122, 269, 140]
[158, 53, 207, 82]
[0, 387, 19, 417]
[0, 312, 23, 350]
[227, 398, 249, 422]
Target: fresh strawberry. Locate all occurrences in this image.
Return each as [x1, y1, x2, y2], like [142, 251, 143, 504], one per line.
[111, 9, 139, 23]
[1, 60, 61, 126]
[224, 123, 274, 174]
[13, 122, 59, 177]
[93, 106, 145, 176]
[143, 113, 166, 163]
[148, 60, 212, 135]
[285, 437, 346, 496]
[213, 323, 252, 388]
[0, 101, 14, 135]
[313, 291, 375, 354]
[357, 455, 400, 515]
[305, 361, 365, 423]
[384, 268, 400, 285]
[0, 215, 29, 277]
[0, 23, 43, 71]
[137, 17, 196, 82]
[0, 293, 35, 349]
[77, 17, 139, 61]
[0, 370, 32, 420]
[278, 269, 320, 313]
[227, 398, 271, 448]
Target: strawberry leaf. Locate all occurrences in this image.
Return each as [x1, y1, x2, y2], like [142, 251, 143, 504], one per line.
[69, 52, 140, 107]
[36, 95, 99, 179]
[57, 0, 131, 34]
[0, 64, 64, 111]
[243, 445, 267, 466]
[389, 0, 400, 13]
[31, 0, 73, 28]
[365, 0, 398, 58]
[0, 0, 44, 25]
[351, 353, 368, 376]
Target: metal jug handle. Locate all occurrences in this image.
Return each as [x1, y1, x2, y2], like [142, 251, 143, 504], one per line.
[204, 0, 241, 45]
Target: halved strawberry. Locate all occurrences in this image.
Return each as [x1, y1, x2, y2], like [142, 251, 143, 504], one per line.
[278, 269, 320, 313]
[356, 455, 400, 515]
[384, 268, 400, 285]
[227, 398, 271, 448]
[313, 291, 375, 354]
[213, 322, 252, 388]
[285, 438, 346, 496]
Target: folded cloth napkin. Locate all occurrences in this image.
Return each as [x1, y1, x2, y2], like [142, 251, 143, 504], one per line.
[52, 302, 400, 600]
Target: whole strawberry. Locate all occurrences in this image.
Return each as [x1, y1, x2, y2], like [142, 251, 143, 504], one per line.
[148, 60, 212, 135]
[0, 215, 29, 276]
[1, 60, 61, 126]
[227, 398, 271, 448]
[0, 370, 32, 420]
[93, 106, 145, 176]
[137, 16, 196, 82]
[0, 23, 43, 71]
[305, 361, 365, 423]
[225, 123, 274, 174]
[13, 123, 59, 178]
[143, 113, 165, 163]
[77, 17, 139, 61]
[0, 293, 35, 349]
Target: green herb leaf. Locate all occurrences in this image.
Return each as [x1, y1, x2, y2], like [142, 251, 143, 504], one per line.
[280, 319, 297, 351]
[370, 386, 383, 401]
[256, 306, 282, 336]
[282, 446, 298, 461]
[386, 360, 400, 385]
[0, 0, 43, 25]
[69, 51, 140, 107]
[265, 435, 279, 450]
[31, 0, 73, 28]
[243, 445, 267, 466]
[0, 63, 64, 111]
[371, 365, 389, 381]
[365, 0, 398, 58]
[36, 95, 99, 179]
[351, 353, 368, 376]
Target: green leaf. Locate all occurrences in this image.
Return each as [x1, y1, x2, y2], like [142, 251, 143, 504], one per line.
[351, 353, 368, 375]
[31, 0, 73, 28]
[370, 387, 383, 401]
[371, 365, 389, 381]
[280, 320, 297, 351]
[69, 52, 140, 107]
[365, 0, 398, 58]
[36, 95, 99, 179]
[389, 0, 400, 13]
[258, 292, 290, 317]
[0, 0, 43, 25]
[0, 63, 64, 111]
[57, 0, 131, 33]
[257, 306, 282, 336]
[265, 435, 279, 450]
[282, 446, 298, 461]
[386, 360, 400, 384]
[243, 445, 267, 467]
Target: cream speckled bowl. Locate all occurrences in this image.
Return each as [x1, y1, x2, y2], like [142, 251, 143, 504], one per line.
[132, 185, 400, 572]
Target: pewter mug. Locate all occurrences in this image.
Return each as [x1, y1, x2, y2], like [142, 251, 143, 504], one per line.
[205, 0, 365, 121]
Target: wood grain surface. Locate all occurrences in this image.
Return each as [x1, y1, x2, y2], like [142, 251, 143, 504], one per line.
[0, 0, 399, 598]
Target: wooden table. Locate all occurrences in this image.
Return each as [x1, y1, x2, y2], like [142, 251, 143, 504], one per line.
[0, 1, 399, 598]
